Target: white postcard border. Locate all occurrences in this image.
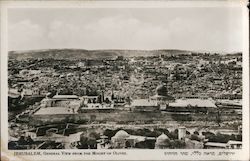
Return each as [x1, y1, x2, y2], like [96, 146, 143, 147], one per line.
[1, 1, 249, 161]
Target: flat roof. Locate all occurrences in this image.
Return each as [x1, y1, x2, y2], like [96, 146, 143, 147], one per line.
[227, 140, 242, 145]
[8, 89, 20, 98]
[131, 99, 158, 107]
[8, 92, 20, 98]
[34, 107, 76, 115]
[205, 142, 227, 147]
[216, 99, 242, 106]
[53, 95, 79, 99]
[82, 96, 98, 98]
[169, 99, 217, 108]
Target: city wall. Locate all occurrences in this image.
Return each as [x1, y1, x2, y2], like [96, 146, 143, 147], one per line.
[29, 111, 241, 126]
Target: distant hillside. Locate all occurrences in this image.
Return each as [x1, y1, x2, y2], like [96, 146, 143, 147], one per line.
[225, 52, 242, 57]
[8, 49, 192, 60]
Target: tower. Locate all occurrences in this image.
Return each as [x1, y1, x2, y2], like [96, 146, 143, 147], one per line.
[178, 126, 186, 140]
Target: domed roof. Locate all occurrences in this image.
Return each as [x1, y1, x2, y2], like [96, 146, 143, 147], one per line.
[113, 130, 129, 139]
[157, 133, 169, 141]
[156, 84, 168, 96]
[155, 133, 170, 146]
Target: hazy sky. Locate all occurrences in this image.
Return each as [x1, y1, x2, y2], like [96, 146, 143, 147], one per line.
[8, 7, 243, 52]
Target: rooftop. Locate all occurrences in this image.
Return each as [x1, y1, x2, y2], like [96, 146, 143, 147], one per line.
[8, 89, 20, 98]
[113, 130, 129, 139]
[53, 95, 79, 99]
[169, 99, 217, 108]
[227, 140, 242, 145]
[216, 99, 242, 106]
[131, 99, 158, 107]
[34, 107, 76, 115]
[204, 142, 227, 147]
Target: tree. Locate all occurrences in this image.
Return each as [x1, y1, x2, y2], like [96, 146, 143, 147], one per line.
[111, 93, 115, 100]
[103, 129, 117, 139]
[89, 115, 96, 123]
[125, 141, 132, 148]
[105, 98, 110, 104]
[170, 140, 185, 149]
[26, 136, 34, 144]
[89, 132, 100, 140]
[97, 95, 102, 103]
[216, 109, 221, 126]
[18, 136, 26, 145]
[87, 139, 97, 149]
[126, 97, 131, 105]
[190, 134, 200, 141]
[157, 128, 170, 135]
[194, 131, 199, 135]
[135, 140, 155, 149]
[168, 130, 178, 140]
[93, 98, 96, 103]
[78, 134, 89, 149]
[235, 134, 242, 141]
[230, 134, 236, 141]
[8, 141, 18, 149]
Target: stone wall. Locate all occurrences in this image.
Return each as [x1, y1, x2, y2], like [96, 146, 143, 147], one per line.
[29, 111, 241, 126]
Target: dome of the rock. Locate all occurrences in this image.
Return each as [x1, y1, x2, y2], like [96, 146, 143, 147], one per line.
[156, 84, 168, 96]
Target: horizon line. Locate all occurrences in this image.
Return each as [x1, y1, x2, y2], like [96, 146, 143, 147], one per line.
[8, 48, 242, 54]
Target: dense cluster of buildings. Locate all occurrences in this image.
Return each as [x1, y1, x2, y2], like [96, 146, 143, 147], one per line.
[8, 52, 242, 101]
[9, 125, 242, 150]
[8, 51, 243, 149]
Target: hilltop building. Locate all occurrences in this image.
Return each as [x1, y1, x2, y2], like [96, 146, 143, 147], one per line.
[150, 83, 175, 104]
[131, 83, 175, 111]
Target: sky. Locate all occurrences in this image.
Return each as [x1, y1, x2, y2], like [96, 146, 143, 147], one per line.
[8, 7, 243, 52]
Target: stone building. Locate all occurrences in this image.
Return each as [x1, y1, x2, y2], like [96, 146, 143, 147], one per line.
[154, 133, 170, 149]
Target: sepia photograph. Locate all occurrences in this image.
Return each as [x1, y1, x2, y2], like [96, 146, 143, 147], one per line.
[1, 0, 249, 160]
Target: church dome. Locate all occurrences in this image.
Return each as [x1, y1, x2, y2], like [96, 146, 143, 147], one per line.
[113, 130, 129, 139]
[155, 133, 170, 146]
[156, 84, 168, 96]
